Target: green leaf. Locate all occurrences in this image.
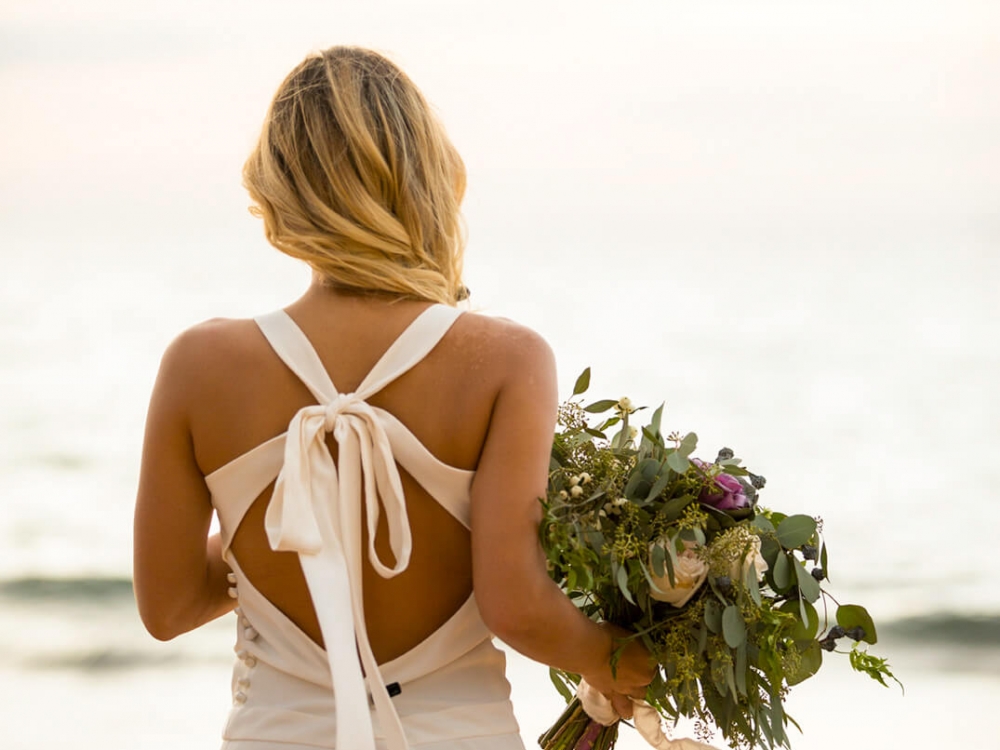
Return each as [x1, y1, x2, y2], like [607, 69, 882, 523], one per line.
[837, 604, 878, 644]
[776, 515, 817, 549]
[752, 515, 776, 534]
[583, 427, 607, 439]
[779, 600, 819, 640]
[849, 643, 903, 691]
[786, 640, 823, 686]
[548, 668, 575, 702]
[772, 550, 792, 590]
[735, 641, 748, 697]
[704, 599, 723, 634]
[724, 659, 738, 700]
[678, 432, 698, 458]
[760, 537, 781, 570]
[572, 368, 591, 396]
[646, 469, 673, 502]
[666, 451, 689, 474]
[615, 562, 636, 605]
[649, 403, 664, 438]
[794, 560, 822, 603]
[660, 494, 694, 523]
[583, 399, 618, 413]
[651, 543, 666, 578]
[820, 540, 829, 581]
[769, 691, 786, 746]
[722, 605, 746, 648]
[745, 561, 762, 607]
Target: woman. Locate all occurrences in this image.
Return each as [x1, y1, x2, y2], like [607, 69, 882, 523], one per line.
[133, 46, 653, 750]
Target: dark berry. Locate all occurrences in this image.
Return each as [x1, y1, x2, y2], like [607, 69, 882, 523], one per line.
[801, 545, 818, 561]
[846, 626, 866, 641]
[827, 626, 846, 640]
[749, 472, 767, 490]
[819, 638, 837, 652]
[715, 576, 732, 592]
[716, 448, 735, 462]
[811, 567, 825, 582]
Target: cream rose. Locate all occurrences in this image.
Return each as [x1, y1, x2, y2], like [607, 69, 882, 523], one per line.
[648, 542, 709, 607]
[730, 535, 769, 582]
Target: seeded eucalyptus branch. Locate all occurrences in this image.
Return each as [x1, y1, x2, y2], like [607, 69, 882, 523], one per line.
[538, 369, 901, 750]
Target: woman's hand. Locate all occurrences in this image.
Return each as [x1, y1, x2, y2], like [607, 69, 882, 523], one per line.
[579, 623, 656, 720]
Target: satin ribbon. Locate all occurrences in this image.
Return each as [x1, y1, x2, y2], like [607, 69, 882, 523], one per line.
[265, 392, 413, 750]
[577, 679, 721, 750]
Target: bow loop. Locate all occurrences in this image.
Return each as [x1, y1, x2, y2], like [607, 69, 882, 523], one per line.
[262, 392, 415, 750]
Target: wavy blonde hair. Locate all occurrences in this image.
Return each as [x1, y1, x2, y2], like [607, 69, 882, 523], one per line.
[243, 47, 467, 304]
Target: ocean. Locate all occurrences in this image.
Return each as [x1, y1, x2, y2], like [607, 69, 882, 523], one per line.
[1, 0, 998, 747]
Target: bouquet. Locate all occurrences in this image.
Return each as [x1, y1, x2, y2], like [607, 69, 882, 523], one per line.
[538, 369, 900, 750]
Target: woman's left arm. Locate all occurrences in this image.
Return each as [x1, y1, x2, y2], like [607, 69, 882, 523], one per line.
[133, 330, 235, 641]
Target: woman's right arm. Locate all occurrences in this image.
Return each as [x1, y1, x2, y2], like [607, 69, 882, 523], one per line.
[469, 325, 654, 715]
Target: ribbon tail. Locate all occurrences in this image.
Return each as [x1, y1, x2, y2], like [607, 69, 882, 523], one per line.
[298, 545, 378, 750]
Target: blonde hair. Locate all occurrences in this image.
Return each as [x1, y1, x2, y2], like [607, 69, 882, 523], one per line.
[243, 47, 468, 304]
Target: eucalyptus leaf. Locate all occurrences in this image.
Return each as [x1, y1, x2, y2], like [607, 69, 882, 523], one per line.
[836, 604, 878, 644]
[752, 515, 776, 534]
[646, 470, 673, 502]
[678, 432, 698, 458]
[735, 641, 748, 697]
[794, 560, 822, 603]
[725, 659, 738, 700]
[666, 451, 689, 474]
[769, 691, 786, 746]
[722, 605, 746, 648]
[745, 561, 762, 607]
[615, 563, 636, 605]
[583, 399, 618, 414]
[573, 368, 591, 396]
[772, 551, 792, 590]
[649, 402, 664, 438]
[786, 640, 823, 686]
[776, 515, 817, 549]
[651, 543, 667, 578]
[820, 540, 830, 581]
[779, 600, 819, 640]
[704, 599, 723, 634]
[549, 667, 575, 702]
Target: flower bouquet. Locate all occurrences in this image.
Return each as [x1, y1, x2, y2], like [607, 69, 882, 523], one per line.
[538, 369, 900, 750]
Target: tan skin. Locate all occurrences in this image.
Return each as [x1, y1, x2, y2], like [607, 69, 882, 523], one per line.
[133, 280, 654, 718]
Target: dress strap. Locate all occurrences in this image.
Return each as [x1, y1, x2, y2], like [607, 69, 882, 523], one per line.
[250, 303, 465, 750]
[355, 304, 464, 399]
[254, 311, 339, 404]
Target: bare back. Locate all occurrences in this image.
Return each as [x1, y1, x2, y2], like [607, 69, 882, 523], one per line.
[186, 292, 517, 664]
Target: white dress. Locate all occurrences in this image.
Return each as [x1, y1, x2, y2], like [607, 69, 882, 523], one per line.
[205, 305, 525, 750]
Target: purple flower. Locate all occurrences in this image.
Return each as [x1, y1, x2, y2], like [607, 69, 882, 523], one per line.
[694, 459, 750, 510]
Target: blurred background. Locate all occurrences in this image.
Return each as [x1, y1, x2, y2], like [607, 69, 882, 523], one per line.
[1, 0, 997, 747]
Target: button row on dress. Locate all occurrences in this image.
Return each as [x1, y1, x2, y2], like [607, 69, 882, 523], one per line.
[227, 572, 238, 599]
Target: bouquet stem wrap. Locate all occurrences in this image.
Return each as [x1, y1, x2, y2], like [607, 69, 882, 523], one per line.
[576, 680, 720, 750]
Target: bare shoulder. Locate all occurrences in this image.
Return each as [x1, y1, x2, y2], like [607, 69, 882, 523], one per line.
[449, 311, 556, 378]
[155, 317, 267, 404]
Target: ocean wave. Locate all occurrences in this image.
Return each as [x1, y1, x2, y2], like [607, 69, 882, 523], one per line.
[26, 648, 181, 672]
[882, 613, 1000, 648]
[0, 576, 133, 603]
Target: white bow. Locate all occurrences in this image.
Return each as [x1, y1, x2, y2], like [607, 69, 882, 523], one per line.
[264, 392, 413, 750]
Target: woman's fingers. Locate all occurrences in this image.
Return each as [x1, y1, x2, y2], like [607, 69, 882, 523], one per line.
[610, 692, 634, 720]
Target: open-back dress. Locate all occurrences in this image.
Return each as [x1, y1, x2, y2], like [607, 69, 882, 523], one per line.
[205, 305, 526, 750]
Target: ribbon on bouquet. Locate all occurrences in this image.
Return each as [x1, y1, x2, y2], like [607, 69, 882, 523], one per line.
[577, 680, 721, 750]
